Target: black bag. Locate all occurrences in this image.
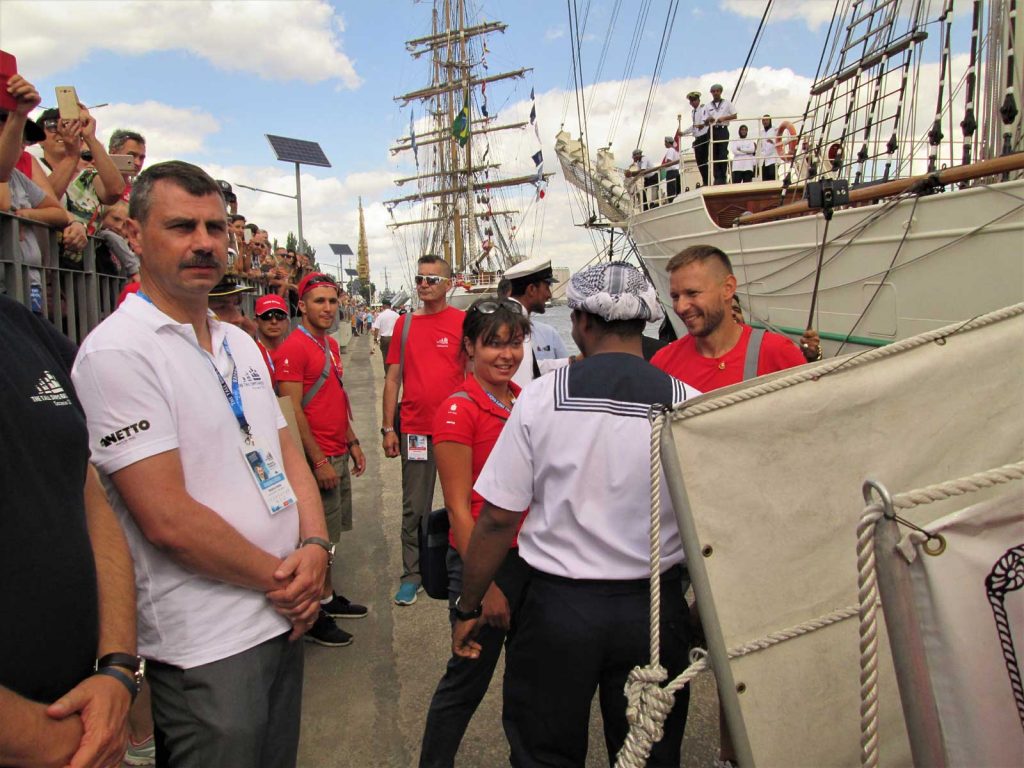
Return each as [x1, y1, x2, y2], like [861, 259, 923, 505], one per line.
[419, 507, 451, 599]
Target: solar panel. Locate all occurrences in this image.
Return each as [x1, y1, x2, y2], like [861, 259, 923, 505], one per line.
[344, 268, 358, 277]
[330, 243, 354, 256]
[265, 134, 331, 167]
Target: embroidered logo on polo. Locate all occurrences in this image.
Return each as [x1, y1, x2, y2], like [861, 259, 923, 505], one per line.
[30, 371, 72, 407]
[240, 366, 265, 387]
[100, 420, 151, 448]
[552, 366, 689, 418]
[436, 336, 451, 349]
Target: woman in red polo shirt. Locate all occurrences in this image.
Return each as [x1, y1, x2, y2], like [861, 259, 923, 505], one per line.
[419, 299, 532, 767]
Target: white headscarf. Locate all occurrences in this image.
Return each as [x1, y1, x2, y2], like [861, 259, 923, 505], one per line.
[566, 261, 663, 323]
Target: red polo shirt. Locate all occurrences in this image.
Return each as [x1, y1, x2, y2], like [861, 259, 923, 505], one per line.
[385, 306, 466, 435]
[272, 328, 350, 456]
[433, 374, 526, 547]
[651, 324, 805, 391]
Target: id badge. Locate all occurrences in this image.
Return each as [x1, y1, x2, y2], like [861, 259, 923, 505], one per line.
[407, 434, 429, 462]
[241, 440, 298, 515]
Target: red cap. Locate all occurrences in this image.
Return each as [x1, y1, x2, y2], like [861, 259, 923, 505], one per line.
[255, 294, 289, 315]
[117, 281, 142, 307]
[297, 272, 339, 299]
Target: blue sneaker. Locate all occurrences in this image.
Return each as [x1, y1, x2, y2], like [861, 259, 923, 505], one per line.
[394, 582, 418, 606]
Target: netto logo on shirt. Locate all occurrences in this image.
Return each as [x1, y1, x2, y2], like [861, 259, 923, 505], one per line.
[100, 420, 151, 448]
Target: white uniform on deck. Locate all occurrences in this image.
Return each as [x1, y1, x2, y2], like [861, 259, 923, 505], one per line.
[731, 138, 758, 173]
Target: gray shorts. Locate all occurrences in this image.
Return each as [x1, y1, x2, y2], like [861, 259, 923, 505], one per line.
[320, 454, 353, 541]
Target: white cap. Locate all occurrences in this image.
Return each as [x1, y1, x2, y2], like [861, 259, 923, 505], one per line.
[504, 255, 553, 282]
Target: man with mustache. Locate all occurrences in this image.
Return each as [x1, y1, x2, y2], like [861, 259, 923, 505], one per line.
[651, 244, 805, 393]
[72, 161, 328, 767]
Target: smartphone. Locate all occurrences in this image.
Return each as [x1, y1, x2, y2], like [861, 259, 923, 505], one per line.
[243, 228, 253, 244]
[55, 86, 81, 120]
[0, 50, 17, 112]
[110, 154, 136, 173]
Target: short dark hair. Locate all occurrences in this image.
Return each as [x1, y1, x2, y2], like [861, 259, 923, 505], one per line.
[462, 299, 532, 357]
[575, 310, 645, 339]
[665, 244, 733, 276]
[418, 253, 452, 277]
[109, 129, 146, 153]
[496, 278, 512, 299]
[230, 214, 246, 224]
[129, 160, 224, 223]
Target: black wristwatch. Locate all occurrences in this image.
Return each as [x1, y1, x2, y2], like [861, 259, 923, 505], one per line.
[95, 653, 145, 701]
[454, 596, 483, 621]
[299, 536, 335, 568]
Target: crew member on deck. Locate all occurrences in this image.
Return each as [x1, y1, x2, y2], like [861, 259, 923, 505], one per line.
[706, 84, 737, 186]
[759, 115, 779, 181]
[679, 90, 710, 185]
[662, 134, 681, 201]
[730, 125, 757, 183]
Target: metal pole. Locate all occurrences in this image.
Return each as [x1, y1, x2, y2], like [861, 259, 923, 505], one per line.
[872, 514, 948, 767]
[295, 162, 304, 253]
[659, 424, 756, 768]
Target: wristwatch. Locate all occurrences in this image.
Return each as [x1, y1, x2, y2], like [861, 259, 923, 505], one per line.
[299, 536, 335, 568]
[95, 653, 145, 701]
[454, 595, 483, 621]
[380, 427, 395, 436]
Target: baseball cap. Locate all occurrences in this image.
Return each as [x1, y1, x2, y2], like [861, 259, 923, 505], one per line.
[255, 294, 288, 316]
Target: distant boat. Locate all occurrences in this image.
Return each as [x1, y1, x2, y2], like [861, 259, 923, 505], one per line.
[385, 0, 554, 309]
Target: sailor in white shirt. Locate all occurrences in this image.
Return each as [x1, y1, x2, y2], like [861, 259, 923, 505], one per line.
[661, 134, 681, 200]
[706, 83, 737, 185]
[759, 114, 780, 181]
[679, 90, 710, 185]
[625, 148, 659, 210]
[730, 124, 758, 183]
[371, 297, 400, 372]
[450, 261, 701, 766]
[503, 256, 568, 387]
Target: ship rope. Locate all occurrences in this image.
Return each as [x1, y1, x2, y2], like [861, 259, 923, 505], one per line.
[633, 0, 681, 151]
[567, 0, 597, 222]
[857, 464, 1024, 766]
[606, 0, 654, 147]
[731, 0, 775, 102]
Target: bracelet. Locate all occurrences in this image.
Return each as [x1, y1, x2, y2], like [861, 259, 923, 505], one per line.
[97, 652, 140, 672]
[94, 666, 138, 701]
[313, 457, 329, 469]
[348, 439, 360, 448]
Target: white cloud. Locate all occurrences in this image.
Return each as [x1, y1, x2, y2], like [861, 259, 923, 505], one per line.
[92, 101, 222, 158]
[0, 0, 360, 86]
[723, 0, 836, 31]
[545, 26, 566, 41]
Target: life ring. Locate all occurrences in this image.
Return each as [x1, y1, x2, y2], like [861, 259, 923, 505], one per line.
[775, 121, 798, 162]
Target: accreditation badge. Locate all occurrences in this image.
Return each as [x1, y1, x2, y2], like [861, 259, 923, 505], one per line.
[407, 434, 429, 461]
[241, 439, 298, 515]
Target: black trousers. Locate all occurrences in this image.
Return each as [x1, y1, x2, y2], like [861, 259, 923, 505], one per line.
[503, 566, 691, 768]
[762, 163, 777, 181]
[711, 126, 730, 185]
[664, 169, 680, 200]
[732, 169, 754, 184]
[693, 133, 710, 186]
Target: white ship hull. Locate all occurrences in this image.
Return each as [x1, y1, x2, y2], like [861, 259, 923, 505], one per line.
[631, 178, 1024, 352]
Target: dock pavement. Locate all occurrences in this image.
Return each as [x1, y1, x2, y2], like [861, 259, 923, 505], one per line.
[297, 332, 719, 767]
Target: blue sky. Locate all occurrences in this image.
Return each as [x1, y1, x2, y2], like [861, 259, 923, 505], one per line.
[1, 1, 964, 293]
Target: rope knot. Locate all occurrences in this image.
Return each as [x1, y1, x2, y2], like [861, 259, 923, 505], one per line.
[616, 664, 677, 768]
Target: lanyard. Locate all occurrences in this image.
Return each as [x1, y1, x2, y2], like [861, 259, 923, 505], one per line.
[257, 339, 275, 373]
[137, 289, 254, 443]
[484, 390, 514, 414]
[297, 326, 344, 386]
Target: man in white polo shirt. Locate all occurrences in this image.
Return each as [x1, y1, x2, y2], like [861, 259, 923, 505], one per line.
[371, 296, 400, 373]
[72, 161, 329, 768]
[451, 262, 701, 766]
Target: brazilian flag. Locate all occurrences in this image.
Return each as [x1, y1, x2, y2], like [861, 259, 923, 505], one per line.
[452, 102, 470, 147]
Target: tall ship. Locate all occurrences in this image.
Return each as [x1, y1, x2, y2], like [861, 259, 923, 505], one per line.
[385, 0, 554, 309]
[557, 0, 1024, 353]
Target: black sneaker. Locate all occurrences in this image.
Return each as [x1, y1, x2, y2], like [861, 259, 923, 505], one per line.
[322, 593, 369, 619]
[305, 610, 353, 647]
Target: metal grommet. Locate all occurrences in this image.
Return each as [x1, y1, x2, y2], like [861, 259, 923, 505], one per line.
[923, 534, 946, 556]
[736, 682, 747, 694]
[702, 545, 714, 558]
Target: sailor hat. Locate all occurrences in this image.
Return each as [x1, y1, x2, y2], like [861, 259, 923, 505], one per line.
[504, 255, 554, 284]
[686, 90, 701, 100]
[209, 276, 254, 298]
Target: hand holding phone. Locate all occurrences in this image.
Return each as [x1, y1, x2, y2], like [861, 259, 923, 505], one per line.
[55, 85, 81, 120]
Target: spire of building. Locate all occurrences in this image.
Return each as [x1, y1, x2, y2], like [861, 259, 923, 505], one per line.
[356, 196, 370, 284]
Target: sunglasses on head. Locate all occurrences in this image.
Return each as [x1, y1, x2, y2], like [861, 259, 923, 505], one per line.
[258, 310, 288, 321]
[414, 274, 447, 286]
[471, 299, 521, 315]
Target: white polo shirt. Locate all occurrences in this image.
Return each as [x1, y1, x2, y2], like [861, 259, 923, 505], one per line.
[72, 294, 296, 668]
[373, 307, 400, 338]
[475, 352, 700, 580]
[707, 98, 737, 126]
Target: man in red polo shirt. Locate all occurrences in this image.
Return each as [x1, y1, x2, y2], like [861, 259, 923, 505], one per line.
[254, 294, 291, 375]
[274, 273, 367, 647]
[381, 255, 465, 606]
[651, 244, 806, 389]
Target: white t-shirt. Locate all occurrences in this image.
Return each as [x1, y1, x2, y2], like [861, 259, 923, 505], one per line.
[759, 125, 779, 166]
[731, 139, 758, 172]
[71, 294, 296, 668]
[475, 353, 700, 579]
[662, 146, 681, 165]
[373, 308, 400, 338]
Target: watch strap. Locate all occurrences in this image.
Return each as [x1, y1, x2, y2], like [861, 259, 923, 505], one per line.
[453, 596, 483, 621]
[96, 652, 140, 672]
[299, 536, 334, 567]
[94, 666, 139, 701]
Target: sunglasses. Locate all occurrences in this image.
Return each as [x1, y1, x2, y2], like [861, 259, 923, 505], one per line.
[471, 299, 522, 315]
[414, 274, 447, 286]
[258, 310, 288, 321]
[43, 119, 60, 132]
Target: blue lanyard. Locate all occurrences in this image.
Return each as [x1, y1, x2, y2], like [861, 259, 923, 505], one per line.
[297, 326, 344, 386]
[137, 289, 253, 443]
[484, 390, 514, 414]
